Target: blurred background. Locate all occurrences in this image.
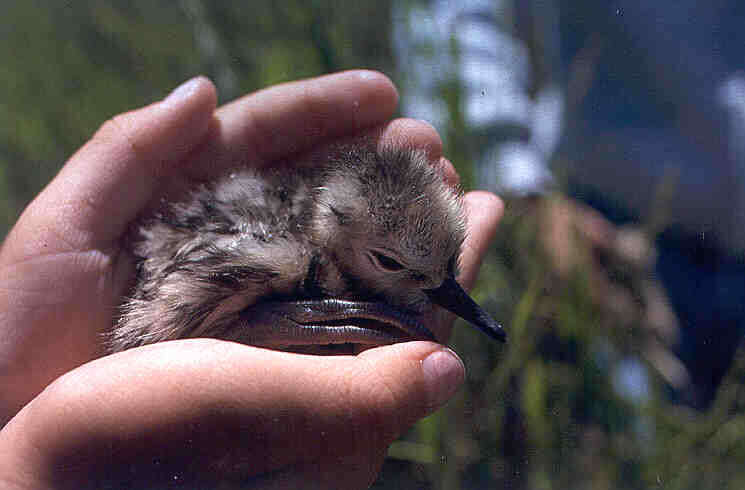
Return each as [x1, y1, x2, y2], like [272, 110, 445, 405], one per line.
[2, 1, 745, 488]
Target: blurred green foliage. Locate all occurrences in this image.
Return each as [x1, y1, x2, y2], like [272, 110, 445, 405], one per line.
[2, 2, 744, 489]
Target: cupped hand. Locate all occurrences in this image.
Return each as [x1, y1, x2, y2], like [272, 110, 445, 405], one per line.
[0, 72, 503, 489]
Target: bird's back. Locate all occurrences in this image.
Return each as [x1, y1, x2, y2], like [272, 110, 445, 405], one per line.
[112, 167, 317, 350]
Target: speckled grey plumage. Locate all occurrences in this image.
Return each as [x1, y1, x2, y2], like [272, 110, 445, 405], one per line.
[110, 145, 503, 353]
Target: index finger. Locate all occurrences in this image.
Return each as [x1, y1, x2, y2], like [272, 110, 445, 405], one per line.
[183, 70, 399, 180]
[9, 71, 399, 257]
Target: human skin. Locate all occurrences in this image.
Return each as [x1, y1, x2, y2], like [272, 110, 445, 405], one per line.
[0, 71, 503, 489]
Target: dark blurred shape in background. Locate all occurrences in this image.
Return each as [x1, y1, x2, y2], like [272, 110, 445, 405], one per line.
[2, 1, 745, 488]
[559, 0, 745, 410]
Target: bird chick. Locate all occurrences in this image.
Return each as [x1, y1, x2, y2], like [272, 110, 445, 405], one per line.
[110, 145, 505, 353]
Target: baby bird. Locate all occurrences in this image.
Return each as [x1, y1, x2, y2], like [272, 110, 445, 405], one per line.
[110, 145, 505, 353]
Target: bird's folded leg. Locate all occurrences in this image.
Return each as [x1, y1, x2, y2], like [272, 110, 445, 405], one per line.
[233, 299, 436, 348]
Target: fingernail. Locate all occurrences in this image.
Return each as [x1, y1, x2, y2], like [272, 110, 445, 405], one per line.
[356, 69, 380, 81]
[162, 76, 203, 106]
[421, 347, 465, 411]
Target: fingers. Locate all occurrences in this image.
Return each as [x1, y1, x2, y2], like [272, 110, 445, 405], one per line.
[458, 191, 504, 291]
[0, 339, 464, 489]
[374, 118, 443, 160]
[185, 70, 399, 179]
[9, 71, 400, 256]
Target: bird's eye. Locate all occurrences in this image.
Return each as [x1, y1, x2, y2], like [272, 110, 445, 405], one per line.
[370, 251, 405, 272]
[411, 272, 428, 282]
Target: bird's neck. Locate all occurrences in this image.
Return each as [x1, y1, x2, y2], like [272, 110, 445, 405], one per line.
[299, 251, 351, 300]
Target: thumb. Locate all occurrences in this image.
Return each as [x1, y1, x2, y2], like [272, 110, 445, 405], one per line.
[355, 340, 467, 428]
[0, 340, 464, 490]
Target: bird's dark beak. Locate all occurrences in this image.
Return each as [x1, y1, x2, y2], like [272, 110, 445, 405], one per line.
[425, 277, 506, 342]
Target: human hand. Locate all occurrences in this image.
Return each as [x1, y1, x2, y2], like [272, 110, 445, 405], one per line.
[0, 72, 503, 488]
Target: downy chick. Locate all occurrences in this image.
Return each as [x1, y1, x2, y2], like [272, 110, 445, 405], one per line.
[110, 145, 504, 353]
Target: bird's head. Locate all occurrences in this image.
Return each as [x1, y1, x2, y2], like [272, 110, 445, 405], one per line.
[308, 146, 505, 342]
